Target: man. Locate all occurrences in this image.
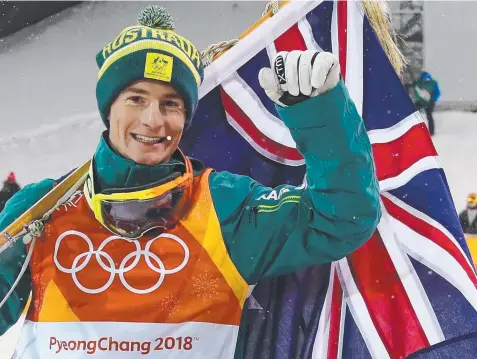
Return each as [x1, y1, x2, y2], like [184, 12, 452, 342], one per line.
[412, 71, 441, 136]
[0, 172, 21, 213]
[460, 193, 477, 270]
[459, 193, 477, 234]
[0, 6, 380, 358]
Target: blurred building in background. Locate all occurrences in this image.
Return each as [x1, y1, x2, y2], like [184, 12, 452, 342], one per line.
[389, 1, 477, 111]
[388, 1, 424, 86]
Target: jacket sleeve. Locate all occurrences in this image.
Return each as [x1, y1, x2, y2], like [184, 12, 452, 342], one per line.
[432, 82, 441, 102]
[0, 179, 54, 335]
[459, 211, 469, 233]
[210, 80, 381, 284]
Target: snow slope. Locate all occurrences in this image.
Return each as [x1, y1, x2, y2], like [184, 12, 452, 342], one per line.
[0, 111, 102, 185]
[431, 111, 477, 211]
[0, 1, 267, 136]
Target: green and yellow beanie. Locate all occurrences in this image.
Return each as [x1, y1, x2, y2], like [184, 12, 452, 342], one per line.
[95, 5, 204, 127]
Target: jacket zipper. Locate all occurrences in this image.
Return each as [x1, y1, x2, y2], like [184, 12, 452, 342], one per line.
[249, 206, 259, 228]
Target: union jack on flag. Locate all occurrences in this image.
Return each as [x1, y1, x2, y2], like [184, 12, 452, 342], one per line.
[181, 0, 477, 358]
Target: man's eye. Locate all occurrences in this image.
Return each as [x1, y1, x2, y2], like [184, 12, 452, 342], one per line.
[163, 100, 180, 108]
[128, 96, 144, 104]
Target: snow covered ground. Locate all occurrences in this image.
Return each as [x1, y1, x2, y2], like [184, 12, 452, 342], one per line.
[0, 111, 102, 185]
[431, 111, 477, 211]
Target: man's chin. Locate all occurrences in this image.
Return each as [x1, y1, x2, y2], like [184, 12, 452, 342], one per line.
[131, 153, 171, 166]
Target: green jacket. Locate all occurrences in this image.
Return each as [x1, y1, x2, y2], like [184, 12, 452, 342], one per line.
[0, 81, 380, 353]
[413, 75, 440, 105]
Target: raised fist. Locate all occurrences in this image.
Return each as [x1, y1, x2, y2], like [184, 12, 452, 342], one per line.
[258, 50, 340, 107]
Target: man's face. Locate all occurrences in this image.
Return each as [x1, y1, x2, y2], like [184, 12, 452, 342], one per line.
[468, 195, 477, 209]
[108, 80, 186, 165]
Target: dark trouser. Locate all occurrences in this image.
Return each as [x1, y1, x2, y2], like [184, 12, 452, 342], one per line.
[416, 102, 435, 136]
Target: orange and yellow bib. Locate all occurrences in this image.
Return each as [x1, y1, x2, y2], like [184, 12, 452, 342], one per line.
[16, 170, 249, 358]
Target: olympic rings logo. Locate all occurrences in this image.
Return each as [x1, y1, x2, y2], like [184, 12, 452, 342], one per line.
[53, 230, 189, 295]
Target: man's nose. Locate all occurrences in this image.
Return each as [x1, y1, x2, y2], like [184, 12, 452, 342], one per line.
[140, 100, 166, 128]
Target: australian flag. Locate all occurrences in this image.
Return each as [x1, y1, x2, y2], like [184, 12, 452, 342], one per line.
[181, 1, 477, 358]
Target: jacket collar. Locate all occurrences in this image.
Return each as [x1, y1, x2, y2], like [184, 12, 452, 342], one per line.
[93, 132, 203, 191]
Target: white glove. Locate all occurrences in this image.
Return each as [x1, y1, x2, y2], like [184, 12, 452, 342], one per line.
[258, 50, 340, 107]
